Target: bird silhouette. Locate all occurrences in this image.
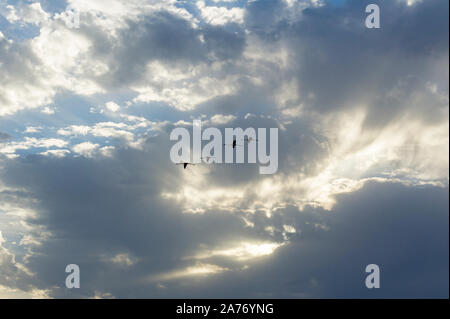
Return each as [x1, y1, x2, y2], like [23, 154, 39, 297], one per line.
[176, 162, 196, 169]
[224, 139, 242, 149]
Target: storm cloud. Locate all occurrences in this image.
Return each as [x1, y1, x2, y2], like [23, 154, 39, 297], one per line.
[0, 0, 448, 298]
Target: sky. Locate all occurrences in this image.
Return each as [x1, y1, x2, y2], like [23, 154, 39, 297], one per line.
[0, 0, 448, 298]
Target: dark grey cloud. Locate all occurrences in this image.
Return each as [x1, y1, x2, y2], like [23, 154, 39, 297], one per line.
[159, 0, 449, 142]
[203, 25, 246, 61]
[75, 10, 247, 89]
[243, 0, 449, 126]
[148, 182, 449, 299]
[98, 12, 207, 87]
[0, 132, 11, 140]
[1, 144, 447, 298]
[0, 134, 275, 297]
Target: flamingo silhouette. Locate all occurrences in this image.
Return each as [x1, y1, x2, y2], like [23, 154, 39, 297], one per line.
[224, 139, 242, 149]
[176, 162, 196, 169]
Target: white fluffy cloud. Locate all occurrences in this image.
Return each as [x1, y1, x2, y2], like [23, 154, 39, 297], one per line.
[196, 1, 244, 25]
[72, 141, 100, 157]
[0, 138, 68, 158]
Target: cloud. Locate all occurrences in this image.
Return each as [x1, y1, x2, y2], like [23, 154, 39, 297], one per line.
[0, 147, 447, 297]
[105, 101, 120, 113]
[0, 0, 448, 298]
[39, 149, 71, 158]
[0, 0, 250, 115]
[41, 106, 56, 115]
[0, 137, 68, 158]
[196, 1, 245, 26]
[72, 142, 100, 157]
[0, 230, 50, 298]
[0, 132, 11, 141]
[206, 114, 237, 125]
[24, 127, 42, 134]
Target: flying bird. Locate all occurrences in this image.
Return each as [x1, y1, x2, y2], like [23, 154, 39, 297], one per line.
[224, 139, 242, 149]
[176, 162, 196, 169]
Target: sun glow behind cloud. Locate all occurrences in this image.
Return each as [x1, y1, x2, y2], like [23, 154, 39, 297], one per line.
[148, 263, 229, 282]
[161, 94, 448, 215]
[0, 0, 448, 298]
[189, 242, 284, 261]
